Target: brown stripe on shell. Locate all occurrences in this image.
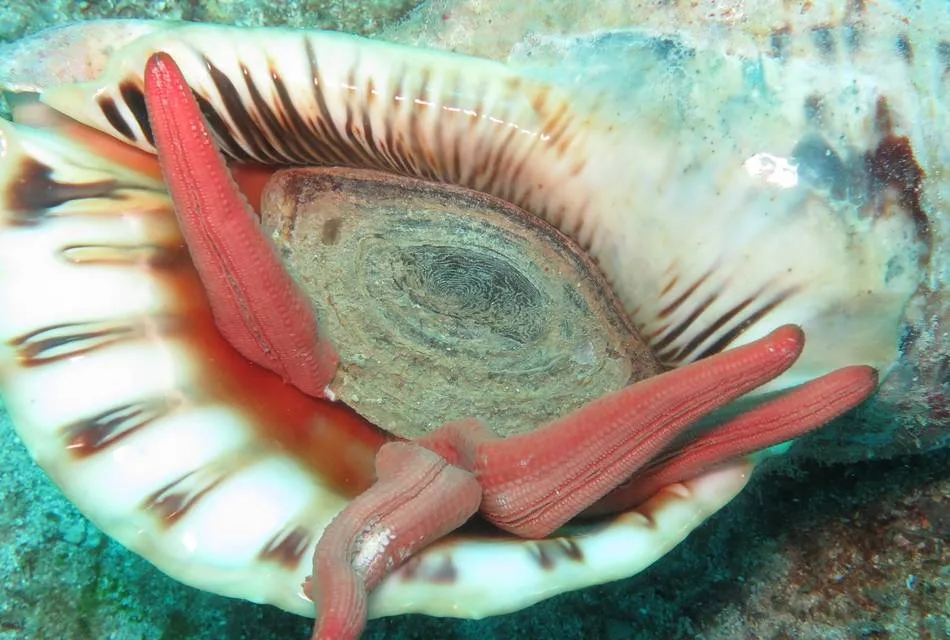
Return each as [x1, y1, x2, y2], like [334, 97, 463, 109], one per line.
[2, 158, 118, 226]
[96, 94, 138, 142]
[865, 97, 931, 255]
[60, 243, 190, 271]
[259, 525, 313, 569]
[663, 288, 761, 362]
[191, 91, 254, 163]
[243, 60, 310, 165]
[656, 269, 712, 322]
[205, 56, 283, 164]
[526, 537, 585, 571]
[690, 287, 798, 363]
[652, 290, 717, 355]
[8, 317, 179, 366]
[397, 552, 458, 584]
[141, 449, 257, 526]
[268, 59, 331, 166]
[653, 283, 799, 365]
[145, 473, 225, 525]
[305, 39, 377, 170]
[61, 398, 179, 457]
[119, 80, 154, 147]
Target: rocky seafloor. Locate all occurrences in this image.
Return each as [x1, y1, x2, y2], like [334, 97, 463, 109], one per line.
[1, 1, 947, 638]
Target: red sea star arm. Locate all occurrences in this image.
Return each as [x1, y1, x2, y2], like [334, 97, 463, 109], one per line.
[143, 52, 339, 398]
[311, 443, 482, 640]
[470, 324, 815, 538]
[586, 363, 879, 515]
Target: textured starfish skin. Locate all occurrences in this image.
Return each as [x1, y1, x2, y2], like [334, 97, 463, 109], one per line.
[143, 52, 339, 398]
[142, 52, 879, 640]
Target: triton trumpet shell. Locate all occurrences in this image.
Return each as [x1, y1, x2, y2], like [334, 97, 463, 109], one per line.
[0, 6, 941, 632]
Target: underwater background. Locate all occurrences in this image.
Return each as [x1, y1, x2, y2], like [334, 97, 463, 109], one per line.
[0, 1, 948, 638]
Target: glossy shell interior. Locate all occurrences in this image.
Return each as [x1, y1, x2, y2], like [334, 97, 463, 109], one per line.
[0, 17, 934, 621]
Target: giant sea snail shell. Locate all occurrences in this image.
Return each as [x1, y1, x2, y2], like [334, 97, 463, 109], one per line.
[0, 17, 934, 624]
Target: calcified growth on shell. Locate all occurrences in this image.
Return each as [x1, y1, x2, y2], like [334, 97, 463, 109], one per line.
[0, 5, 940, 626]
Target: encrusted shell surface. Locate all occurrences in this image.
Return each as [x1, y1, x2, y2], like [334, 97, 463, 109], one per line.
[0, 4, 942, 625]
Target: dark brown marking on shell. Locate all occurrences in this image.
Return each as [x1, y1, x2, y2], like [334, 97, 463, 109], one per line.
[425, 555, 457, 583]
[96, 94, 137, 142]
[482, 103, 524, 206]
[865, 98, 931, 252]
[346, 65, 397, 176]
[358, 80, 387, 173]
[119, 80, 154, 147]
[406, 67, 440, 182]
[9, 320, 148, 366]
[769, 27, 791, 60]
[305, 42, 373, 170]
[528, 537, 585, 571]
[692, 287, 797, 362]
[541, 97, 573, 155]
[259, 526, 312, 568]
[192, 92, 253, 162]
[896, 33, 914, 63]
[429, 73, 453, 183]
[664, 289, 761, 364]
[268, 61, 326, 165]
[659, 274, 678, 297]
[242, 61, 306, 165]
[656, 270, 712, 322]
[810, 27, 835, 59]
[144, 472, 225, 525]
[3, 159, 117, 226]
[302, 44, 348, 167]
[204, 56, 278, 163]
[397, 553, 458, 584]
[60, 243, 190, 271]
[62, 398, 177, 458]
[653, 289, 717, 357]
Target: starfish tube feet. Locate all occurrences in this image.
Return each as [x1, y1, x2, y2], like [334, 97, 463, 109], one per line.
[143, 52, 339, 397]
[310, 442, 482, 640]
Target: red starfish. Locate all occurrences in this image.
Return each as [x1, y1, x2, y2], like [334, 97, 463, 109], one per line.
[143, 52, 878, 639]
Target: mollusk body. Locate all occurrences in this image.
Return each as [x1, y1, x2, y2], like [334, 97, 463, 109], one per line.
[0, 14, 938, 622]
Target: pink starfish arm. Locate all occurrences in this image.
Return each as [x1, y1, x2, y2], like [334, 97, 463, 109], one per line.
[310, 443, 482, 639]
[143, 52, 338, 398]
[310, 327, 876, 638]
[585, 363, 879, 515]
